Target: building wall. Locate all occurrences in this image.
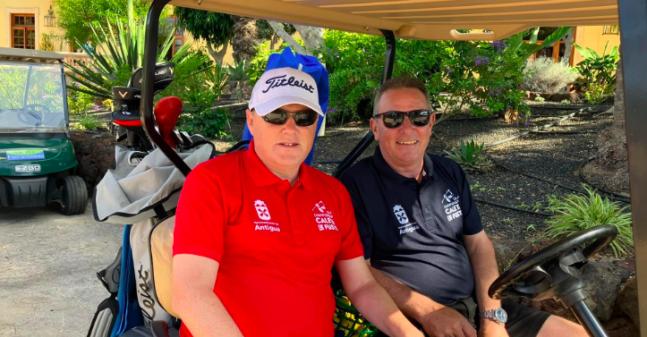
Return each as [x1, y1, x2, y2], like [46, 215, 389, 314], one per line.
[572, 25, 620, 65]
[0, 0, 69, 51]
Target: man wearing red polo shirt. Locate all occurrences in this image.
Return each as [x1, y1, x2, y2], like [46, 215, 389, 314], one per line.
[171, 67, 423, 337]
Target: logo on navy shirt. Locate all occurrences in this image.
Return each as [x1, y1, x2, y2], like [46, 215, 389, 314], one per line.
[313, 200, 338, 231]
[442, 189, 463, 221]
[253, 199, 280, 232]
[393, 204, 419, 235]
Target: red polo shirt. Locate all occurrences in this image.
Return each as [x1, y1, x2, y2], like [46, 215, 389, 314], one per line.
[173, 141, 364, 337]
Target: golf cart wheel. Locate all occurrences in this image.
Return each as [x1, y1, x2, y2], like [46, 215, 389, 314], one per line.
[60, 175, 88, 215]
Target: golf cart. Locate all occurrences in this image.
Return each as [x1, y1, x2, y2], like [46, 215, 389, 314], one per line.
[86, 1, 647, 337]
[0, 47, 88, 215]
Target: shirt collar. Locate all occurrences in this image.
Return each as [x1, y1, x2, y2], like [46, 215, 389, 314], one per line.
[244, 140, 311, 190]
[371, 147, 434, 184]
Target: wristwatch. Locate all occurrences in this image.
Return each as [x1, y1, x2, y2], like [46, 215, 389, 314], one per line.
[481, 307, 508, 324]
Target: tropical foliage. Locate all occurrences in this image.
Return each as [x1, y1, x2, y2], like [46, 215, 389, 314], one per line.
[64, 0, 184, 99]
[546, 186, 633, 257]
[445, 140, 494, 172]
[317, 27, 570, 124]
[575, 43, 620, 104]
[56, 0, 150, 45]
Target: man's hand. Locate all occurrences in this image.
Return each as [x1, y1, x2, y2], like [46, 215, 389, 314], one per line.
[421, 306, 476, 337]
[479, 320, 509, 337]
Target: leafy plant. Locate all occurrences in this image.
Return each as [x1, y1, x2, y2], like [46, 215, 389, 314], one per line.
[67, 90, 95, 115]
[523, 57, 578, 95]
[72, 114, 105, 131]
[545, 186, 633, 257]
[445, 140, 493, 172]
[56, 0, 150, 45]
[178, 107, 231, 139]
[575, 43, 619, 104]
[160, 50, 232, 138]
[64, 0, 183, 99]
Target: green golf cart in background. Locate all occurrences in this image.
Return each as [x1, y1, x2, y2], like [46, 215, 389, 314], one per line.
[0, 47, 87, 215]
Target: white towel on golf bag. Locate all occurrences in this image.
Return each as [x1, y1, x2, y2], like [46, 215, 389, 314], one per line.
[93, 143, 213, 224]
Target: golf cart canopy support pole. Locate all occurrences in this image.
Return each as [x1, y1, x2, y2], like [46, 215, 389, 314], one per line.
[142, 0, 191, 176]
[618, 0, 647, 335]
[333, 30, 395, 178]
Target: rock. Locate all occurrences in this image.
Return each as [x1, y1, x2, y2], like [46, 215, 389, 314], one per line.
[581, 259, 633, 321]
[616, 276, 639, 329]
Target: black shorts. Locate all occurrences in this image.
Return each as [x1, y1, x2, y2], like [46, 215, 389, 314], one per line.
[448, 296, 550, 337]
[371, 297, 550, 337]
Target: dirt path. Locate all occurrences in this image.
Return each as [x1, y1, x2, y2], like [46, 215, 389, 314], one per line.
[0, 206, 121, 337]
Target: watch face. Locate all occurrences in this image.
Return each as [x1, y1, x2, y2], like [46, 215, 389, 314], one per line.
[495, 308, 508, 323]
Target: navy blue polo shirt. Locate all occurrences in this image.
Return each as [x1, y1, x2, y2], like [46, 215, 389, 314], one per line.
[340, 149, 483, 304]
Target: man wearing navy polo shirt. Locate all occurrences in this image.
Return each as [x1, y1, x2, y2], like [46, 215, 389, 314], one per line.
[340, 77, 588, 337]
[171, 68, 423, 337]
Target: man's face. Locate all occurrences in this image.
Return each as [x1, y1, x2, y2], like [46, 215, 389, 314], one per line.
[371, 88, 435, 172]
[246, 103, 317, 175]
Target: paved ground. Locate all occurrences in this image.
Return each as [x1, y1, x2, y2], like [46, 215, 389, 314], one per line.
[0, 205, 121, 337]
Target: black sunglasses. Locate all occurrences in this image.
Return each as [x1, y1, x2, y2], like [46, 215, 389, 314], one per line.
[261, 108, 319, 127]
[374, 109, 433, 128]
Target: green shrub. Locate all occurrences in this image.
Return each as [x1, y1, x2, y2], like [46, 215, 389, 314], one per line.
[67, 90, 95, 115]
[575, 44, 619, 104]
[160, 50, 231, 138]
[178, 107, 231, 139]
[64, 0, 185, 99]
[546, 186, 633, 257]
[523, 57, 578, 95]
[445, 140, 493, 172]
[74, 114, 105, 131]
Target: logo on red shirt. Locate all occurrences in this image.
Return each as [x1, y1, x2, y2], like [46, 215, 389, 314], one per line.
[313, 201, 338, 231]
[253, 199, 280, 232]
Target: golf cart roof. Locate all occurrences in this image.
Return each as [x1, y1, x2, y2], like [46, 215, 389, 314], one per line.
[169, 0, 618, 40]
[0, 48, 65, 64]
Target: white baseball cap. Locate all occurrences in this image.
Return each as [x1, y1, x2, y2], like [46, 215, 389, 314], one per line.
[248, 67, 324, 117]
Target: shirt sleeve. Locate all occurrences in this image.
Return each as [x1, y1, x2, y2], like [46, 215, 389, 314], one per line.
[454, 162, 484, 235]
[339, 173, 373, 259]
[334, 183, 365, 262]
[173, 164, 227, 262]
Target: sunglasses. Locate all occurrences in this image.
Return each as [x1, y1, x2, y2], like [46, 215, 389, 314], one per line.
[374, 109, 433, 128]
[260, 108, 319, 127]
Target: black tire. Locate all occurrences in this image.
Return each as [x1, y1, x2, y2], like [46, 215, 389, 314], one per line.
[60, 175, 88, 215]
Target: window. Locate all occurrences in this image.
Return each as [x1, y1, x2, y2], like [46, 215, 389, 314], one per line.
[11, 14, 36, 49]
[603, 25, 619, 35]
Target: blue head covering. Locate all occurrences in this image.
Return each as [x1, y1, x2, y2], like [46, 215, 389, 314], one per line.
[242, 47, 329, 164]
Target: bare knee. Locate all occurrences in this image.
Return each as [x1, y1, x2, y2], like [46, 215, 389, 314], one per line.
[537, 315, 588, 337]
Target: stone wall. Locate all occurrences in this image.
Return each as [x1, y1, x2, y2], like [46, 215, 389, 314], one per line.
[70, 130, 116, 192]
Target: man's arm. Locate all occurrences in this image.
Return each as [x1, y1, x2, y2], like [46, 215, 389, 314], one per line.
[463, 230, 509, 337]
[371, 265, 476, 337]
[172, 254, 243, 337]
[336, 256, 424, 337]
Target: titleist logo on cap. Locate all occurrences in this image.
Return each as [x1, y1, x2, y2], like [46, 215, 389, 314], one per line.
[262, 74, 315, 94]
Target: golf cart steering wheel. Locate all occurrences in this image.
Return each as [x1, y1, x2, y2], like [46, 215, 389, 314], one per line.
[19, 104, 51, 125]
[488, 225, 617, 300]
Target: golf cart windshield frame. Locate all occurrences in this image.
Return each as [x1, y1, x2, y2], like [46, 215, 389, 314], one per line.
[0, 59, 69, 132]
[139, 1, 647, 334]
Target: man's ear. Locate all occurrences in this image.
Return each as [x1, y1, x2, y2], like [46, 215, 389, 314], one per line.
[369, 117, 379, 141]
[245, 109, 255, 136]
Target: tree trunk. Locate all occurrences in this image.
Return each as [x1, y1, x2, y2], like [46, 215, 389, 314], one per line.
[231, 17, 258, 63]
[582, 56, 629, 194]
[268, 21, 307, 55]
[206, 43, 228, 64]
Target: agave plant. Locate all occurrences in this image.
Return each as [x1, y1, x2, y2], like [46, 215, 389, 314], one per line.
[445, 140, 494, 172]
[64, 0, 186, 98]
